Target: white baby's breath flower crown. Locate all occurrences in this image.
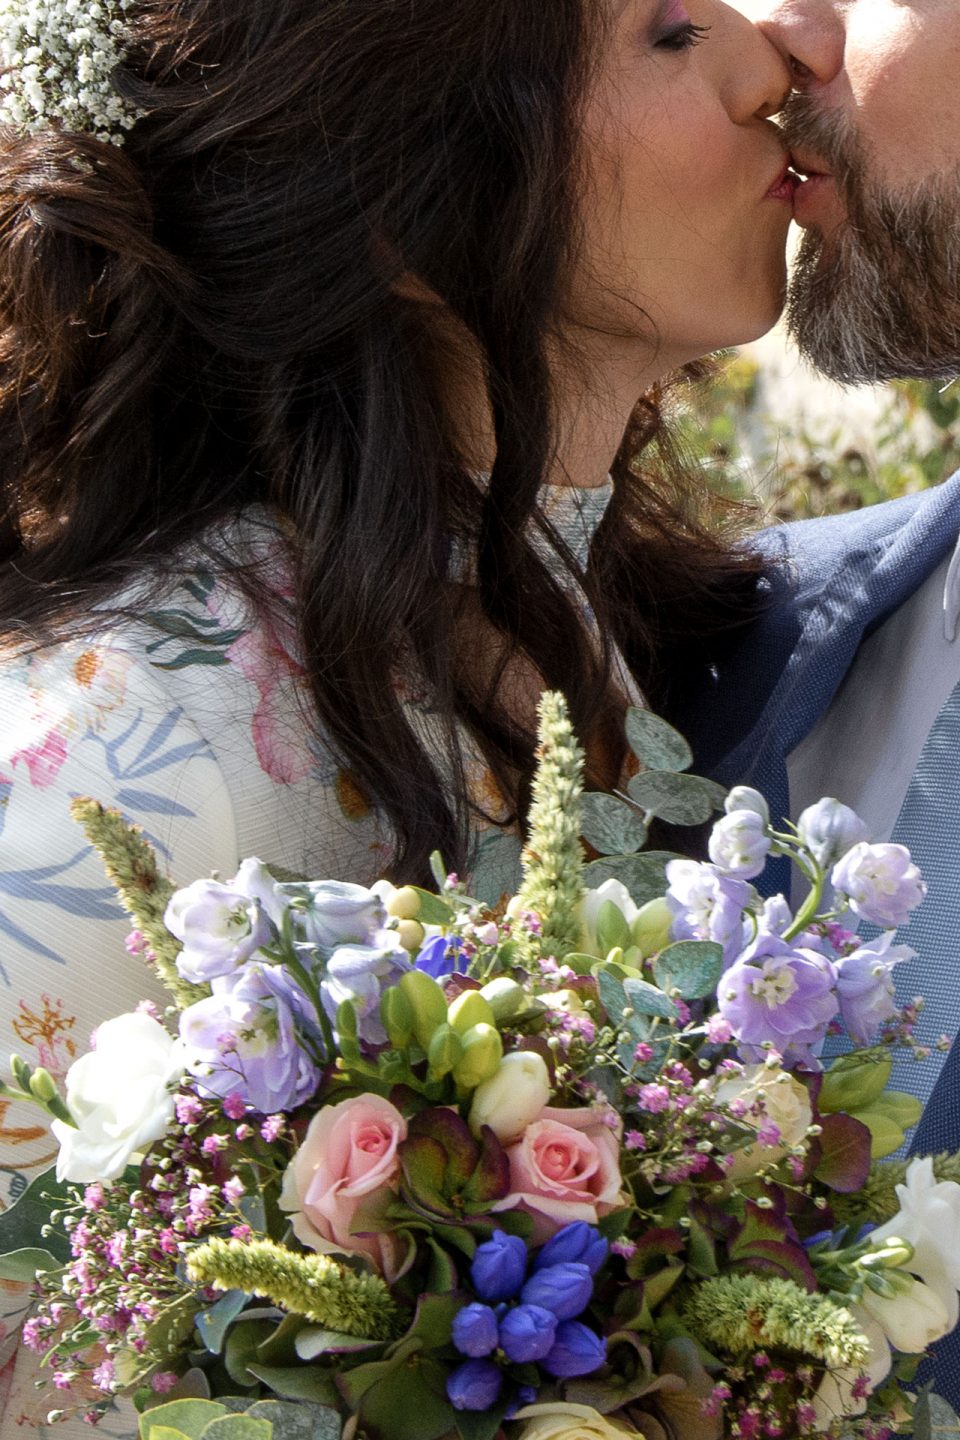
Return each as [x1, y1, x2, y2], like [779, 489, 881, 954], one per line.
[0, 0, 143, 147]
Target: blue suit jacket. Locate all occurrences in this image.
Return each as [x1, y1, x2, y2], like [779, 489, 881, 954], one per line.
[675, 470, 960, 1404]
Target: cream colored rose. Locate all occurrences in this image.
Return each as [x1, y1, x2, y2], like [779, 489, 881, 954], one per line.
[514, 1403, 642, 1440]
[715, 1063, 813, 1181]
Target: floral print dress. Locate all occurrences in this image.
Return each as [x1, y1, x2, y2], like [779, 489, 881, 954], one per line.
[0, 483, 630, 1437]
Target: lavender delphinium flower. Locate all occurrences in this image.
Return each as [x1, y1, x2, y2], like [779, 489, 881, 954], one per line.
[831, 843, 927, 929]
[797, 798, 870, 869]
[708, 809, 771, 881]
[836, 933, 916, 1046]
[718, 932, 839, 1069]
[232, 857, 289, 928]
[277, 880, 386, 948]
[665, 859, 752, 968]
[180, 962, 321, 1112]
[321, 941, 411, 1047]
[165, 878, 274, 984]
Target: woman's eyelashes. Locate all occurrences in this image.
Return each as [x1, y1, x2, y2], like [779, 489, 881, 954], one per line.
[654, 19, 711, 51]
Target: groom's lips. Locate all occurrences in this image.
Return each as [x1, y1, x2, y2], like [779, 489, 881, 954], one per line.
[789, 152, 841, 227]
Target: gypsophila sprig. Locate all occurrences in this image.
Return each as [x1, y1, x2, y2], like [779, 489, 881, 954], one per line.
[0, 0, 143, 145]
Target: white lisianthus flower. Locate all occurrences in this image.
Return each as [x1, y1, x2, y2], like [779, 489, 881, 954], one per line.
[469, 1050, 552, 1144]
[51, 1012, 187, 1182]
[579, 878, 638, 955]
[812, 1304, 891, 1431]
[797, 797, 869, 869]
[860, 1273, 952, 1354]
[868, 1156, 960, 1331]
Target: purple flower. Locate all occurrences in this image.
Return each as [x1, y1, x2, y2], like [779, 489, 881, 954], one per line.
[534, 1222, 608, 1277]
[277, 880, 386, 948]
[414, 934, 465, 978]
[665, 860, 751, 968]
[165, 878, 273, 984]
[180, 963, 321, 1112]
[718, 932, 839, 1069]
[836, 932, 915, 1046]
[447, 1359, 503, 1411]
[321, 941, 410, 1047]
[797, 798, 869, 869]
[708, 809, 772, 881]
[471, 1230, 528, 1303]
[452, 1303, 499, 1358]
[541, 1320, 607, 1378]
[831, 843, 927, 929]
[521, 1262, 594, 1321]
[498, 1303, 557, 1363]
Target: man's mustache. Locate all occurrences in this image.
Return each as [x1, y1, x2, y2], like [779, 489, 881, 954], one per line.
[778, 92, 865, 196]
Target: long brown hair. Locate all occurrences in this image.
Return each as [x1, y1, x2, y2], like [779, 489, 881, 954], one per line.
[0, 0, 761, 882]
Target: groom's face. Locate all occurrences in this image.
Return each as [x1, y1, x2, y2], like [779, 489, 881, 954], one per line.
[734, 0, 960, 382]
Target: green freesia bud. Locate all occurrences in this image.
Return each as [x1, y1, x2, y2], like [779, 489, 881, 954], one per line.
[447, 990, 496, 1036]
[452, 1022, 503, 1090]
[479, 977, 526, 1022]
[380, 985, 415, 1049]
[427, 1023, 462, 1079]
[631, 897, 674, 959]
[861, 1237, 914, 1272]
[10, 1054, 31, 1093]
[28, 1067, 58, 1103]
[399, 969, 449, 1049]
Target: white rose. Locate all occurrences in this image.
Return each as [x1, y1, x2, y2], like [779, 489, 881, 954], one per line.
[812, 1304, 891, 1431]
[580, 879, 638, 955]
[469, 1050, 552, 1144]
[868, 1155, 960, 1331]
[715, 1064, 813, 1181]
[51, 1013, 186, 1183]
[860, 1273, 952, 1353]
[513, 1403, 641, 1440]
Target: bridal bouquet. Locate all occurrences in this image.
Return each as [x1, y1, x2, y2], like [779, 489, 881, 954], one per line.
[3, 694, 959, 1440]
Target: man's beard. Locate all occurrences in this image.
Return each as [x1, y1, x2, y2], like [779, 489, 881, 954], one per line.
[782, 93, 960, 383]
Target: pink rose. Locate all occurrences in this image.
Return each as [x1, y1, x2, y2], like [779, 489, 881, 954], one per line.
[493, 1106, 624, 1242]
[279, 1094, 407, 1275]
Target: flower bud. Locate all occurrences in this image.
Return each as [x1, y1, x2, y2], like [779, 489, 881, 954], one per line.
[427, 1023, 463, 1079]
[452, 1302, 500, 1358]
[453, 1023, 503, 1090]
[28, 1067, 58, 1103]
[448, 990, 496, 1036]
[725, 787, 770, 824]
[521, 1262, 594, 1321]
[386, 886, 421, 920]
[540, 1319, 607, 1378]
[10, 1054, 31, 1093]
[396, 919, 425, 952]
[533, 1222, 609, 1278]
[399, 969, 449, 1049]
[471, 1230, 528, 1302]
[446, 1358, 503, 1412]
[860, 1237, 914, 1272]
[708, 809, 771, 880]
[797, 797, 869, 868]
[499, 1303, 557, 1363]
[469, 1051, 552, 1143]
[479, 977, 526, 1022]
[630, 897, 674, 960]
[379, 985, 415, 1049]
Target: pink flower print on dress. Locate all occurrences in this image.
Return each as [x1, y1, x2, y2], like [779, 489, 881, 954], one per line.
[9, 646, 131, 789]
[223, 612, 313, 786]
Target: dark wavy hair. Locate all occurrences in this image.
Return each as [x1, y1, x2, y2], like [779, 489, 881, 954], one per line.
[0, 0, 762, 882]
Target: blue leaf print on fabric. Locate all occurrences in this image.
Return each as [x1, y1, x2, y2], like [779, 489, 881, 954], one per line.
[0, 851, 120, 921]
[0, 906, 64, 974]
[91, 707, 213, 784]
[111, 788, 195, 818]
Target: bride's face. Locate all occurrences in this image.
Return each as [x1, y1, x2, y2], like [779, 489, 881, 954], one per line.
[567, 0, 793, 366]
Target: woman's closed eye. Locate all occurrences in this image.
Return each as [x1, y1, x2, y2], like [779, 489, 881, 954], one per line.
[654, 19, 711, 51]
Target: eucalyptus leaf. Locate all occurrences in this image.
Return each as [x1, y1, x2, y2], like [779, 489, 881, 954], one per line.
[624, 708, 693, 772]
[196, 1291, 250, 1355]
[202, 1420, 273, 1440]
[244, 1402, 342, 1440]
[140, 1400, 227, 1440]
[0, 1166, 70, 1263]
[623, 976, 677, 1021]
[246, 1366, 340, 1407]
[627, 771, 723, 826]
[927, 1394, 960, 1438]
[295, 1328, 386, 1360]
[653, 941, 724, 1000]
[579, 792, 648, 856]
[583, 852, 677, 905]
[0, 1246, 62, 1282]
[238, 1192, 267, 1233]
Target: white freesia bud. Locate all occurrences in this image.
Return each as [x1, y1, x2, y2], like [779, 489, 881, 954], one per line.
[579, 879, 639, 955]
[469, 1050, 552, 1144]
[51, 1013, 186, 1183]
[725, 786, 770, 825]
[860, 1274, 952, 1354]
[797, 797, 869, 868]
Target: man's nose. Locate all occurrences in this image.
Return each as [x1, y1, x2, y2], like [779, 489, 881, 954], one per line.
[730, 0, 846, 90]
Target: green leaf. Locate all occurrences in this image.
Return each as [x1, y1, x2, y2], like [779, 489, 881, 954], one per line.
[624, 708, 693, 772]
[356, 1353, 455, 1440]
[245, 1365, 340, 1406]
[579, 792, 648, 855]
[201, 1420, 273, 1440]
[455, 1403, 511, 1440]
[195, 1290, 250, 1355]
[140, 1401, 227, 1440]
[410, 889, 456, 926]
[0, 1246, 62, 1282]
[819, 1049, 893, 1114]
[627, 771, 721, 826]
[406, 1291, 462, 1350]
[623, 976, 677, 1021]
[295, 1328, 386, 1360]
[583, 853, 677, 905]
[867, 1090, 924, 1132]
[653, 941, 723, 1000]
[224, 1320, 275, 1388]
[0, 1166, 70, 1263]
[596, 899, 632, 955]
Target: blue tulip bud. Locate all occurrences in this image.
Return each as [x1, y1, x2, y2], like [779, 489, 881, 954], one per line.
[541, 1319, 607, 1378]
[521, 1261, 594, 1321]
[533, 1221, 609, 1277]
[498, 1303, 557, 1364]
[452, 1302, 500, 1358]
[446, 1358, 503, 1411]
[471, 1230, 528, 1302]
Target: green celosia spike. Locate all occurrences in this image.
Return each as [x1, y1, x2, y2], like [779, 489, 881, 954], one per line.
[682, 1273, 869, 1370]
[69, 796, 207, 1008]
[514, 691, 586, 960]
[831, 1152, 960, 1227]
[185, 1238, 400, 1340]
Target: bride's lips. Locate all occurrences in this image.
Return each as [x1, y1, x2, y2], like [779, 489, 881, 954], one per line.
[789, 152, 840, 226]
[766, 159, 799, 203]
